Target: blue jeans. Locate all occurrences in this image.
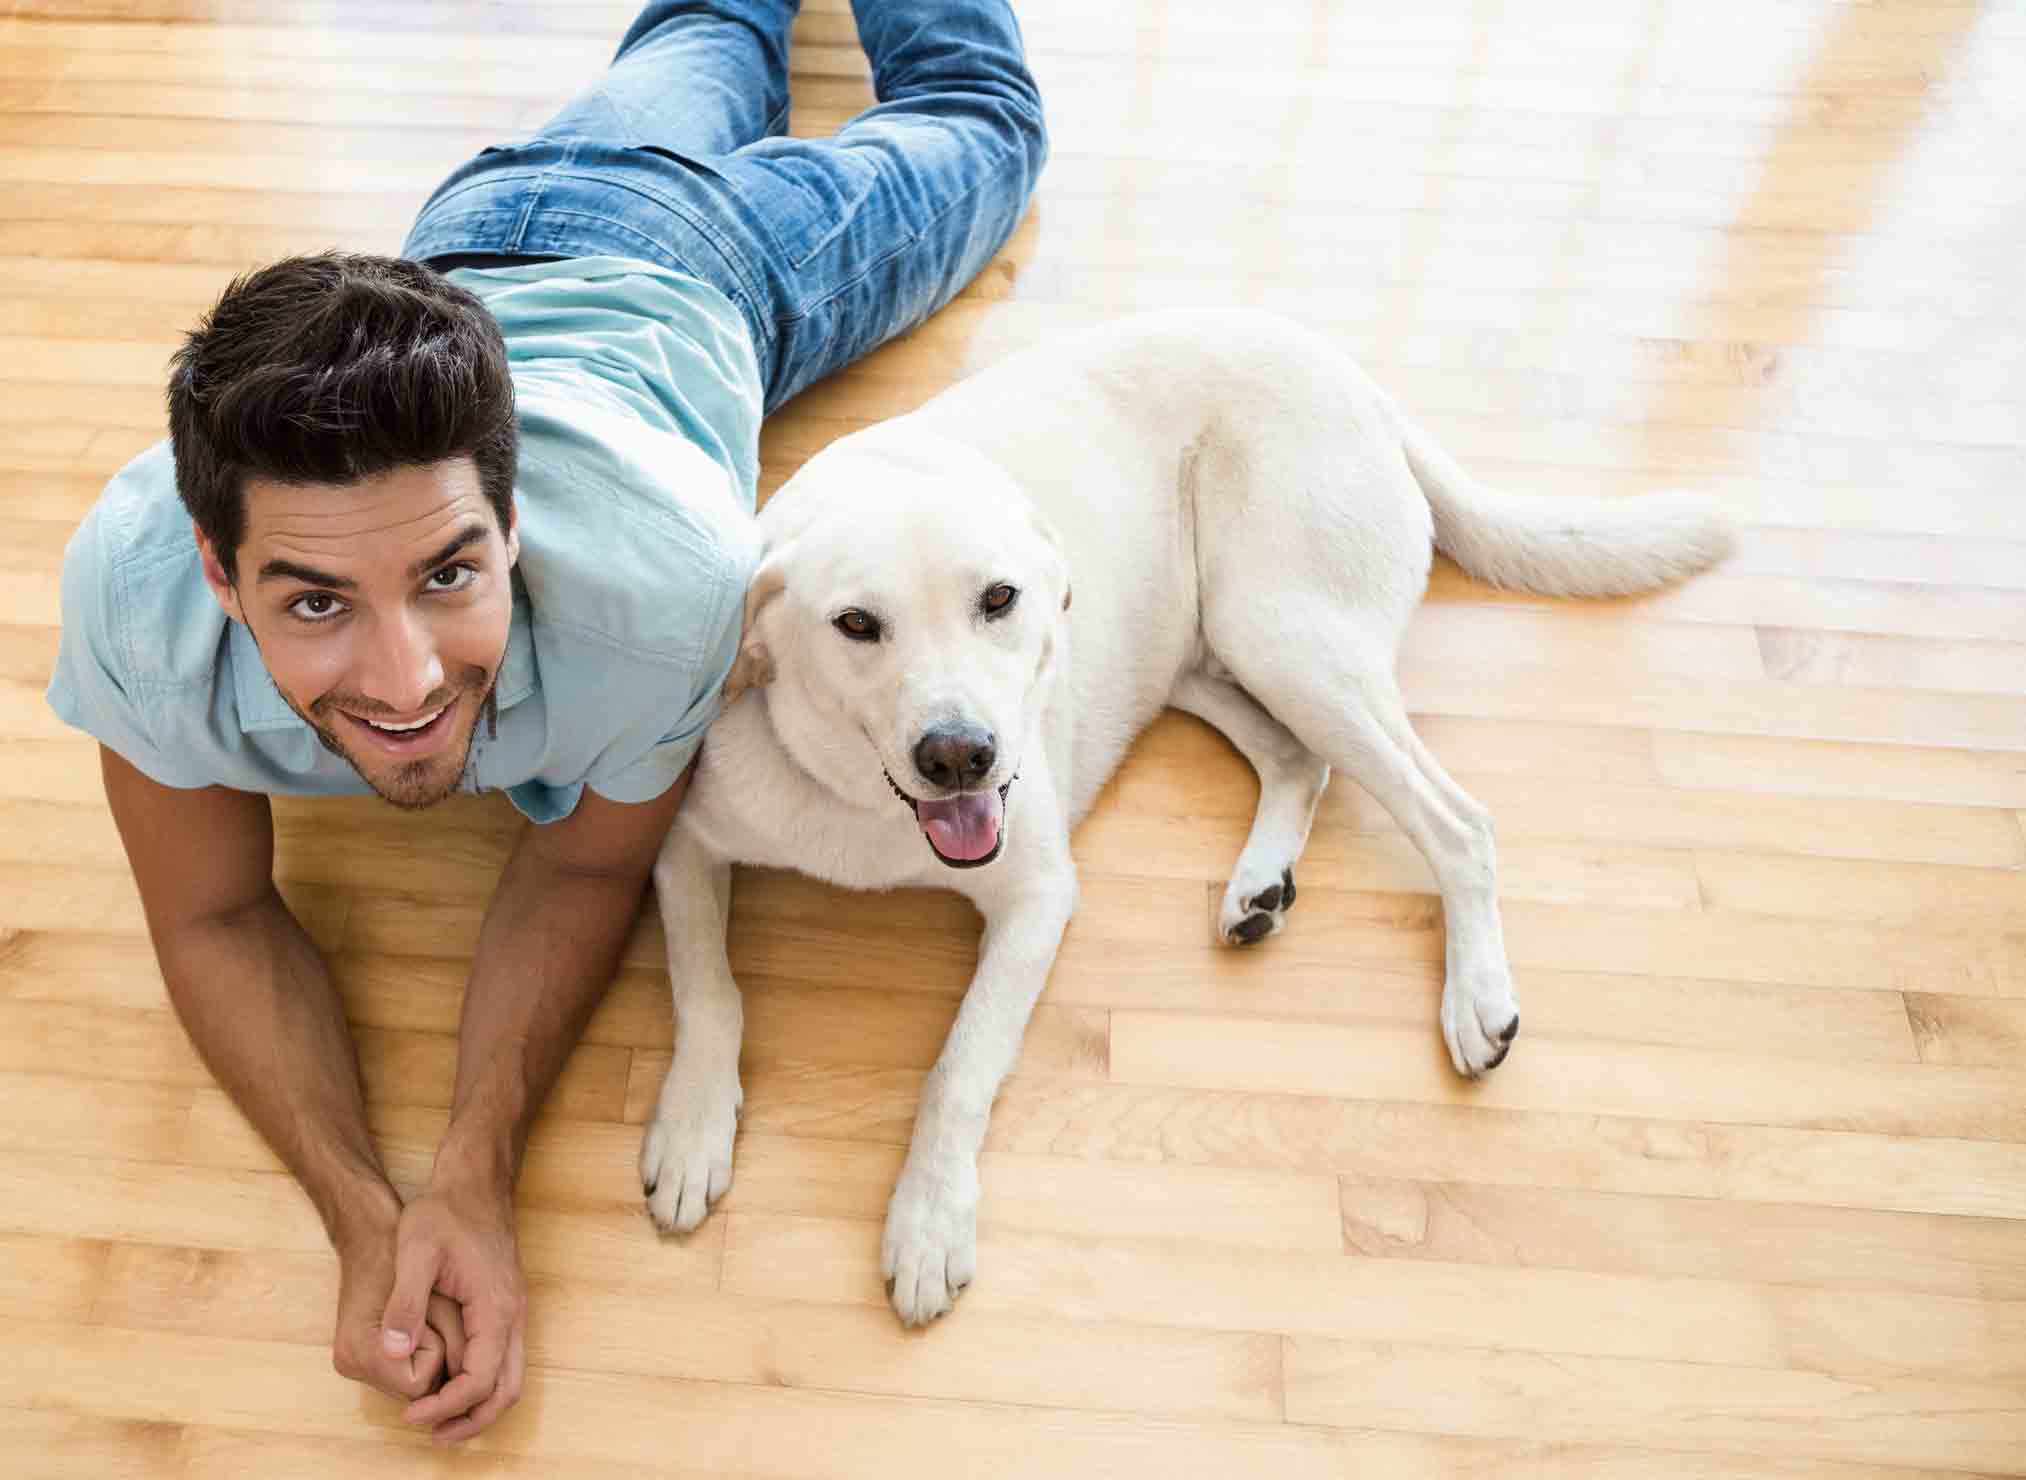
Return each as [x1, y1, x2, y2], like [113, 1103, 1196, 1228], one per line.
[402, 0, 1046, 411]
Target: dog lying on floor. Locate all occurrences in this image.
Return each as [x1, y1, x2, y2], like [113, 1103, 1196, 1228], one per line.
[637, 308, 1731, 1324]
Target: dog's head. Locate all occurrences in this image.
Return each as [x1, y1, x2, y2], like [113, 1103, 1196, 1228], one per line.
[727, 427, 1071, 870]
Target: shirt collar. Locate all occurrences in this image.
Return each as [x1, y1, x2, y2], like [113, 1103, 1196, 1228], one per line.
[230, 580, 537, 735]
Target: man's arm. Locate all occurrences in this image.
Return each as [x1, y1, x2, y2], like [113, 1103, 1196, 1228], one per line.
[384, 762, 692, 1444]
[99, 745, 460, 1400]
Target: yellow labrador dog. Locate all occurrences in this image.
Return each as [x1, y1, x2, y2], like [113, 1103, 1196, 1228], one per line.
[640, 309, 1730, 1324]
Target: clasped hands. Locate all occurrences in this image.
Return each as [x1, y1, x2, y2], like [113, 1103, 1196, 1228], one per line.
[331, 1169, 527, 1444]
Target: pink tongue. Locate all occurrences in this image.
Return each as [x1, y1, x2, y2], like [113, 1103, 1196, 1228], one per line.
[917, 790, 1003, 861]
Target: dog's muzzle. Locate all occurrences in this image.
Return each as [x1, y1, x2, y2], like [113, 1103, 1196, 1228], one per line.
[885, 770, 1016, 869]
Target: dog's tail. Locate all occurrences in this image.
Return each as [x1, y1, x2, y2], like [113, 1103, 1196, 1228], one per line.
[1399, 415, 1733, 598]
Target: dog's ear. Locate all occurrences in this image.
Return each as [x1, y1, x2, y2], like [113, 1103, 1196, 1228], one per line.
[722, 548, 788, 703]
[1026, 507, 1072, 612]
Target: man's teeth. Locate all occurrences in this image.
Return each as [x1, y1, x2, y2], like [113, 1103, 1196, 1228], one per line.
[365, 708, 443, 733]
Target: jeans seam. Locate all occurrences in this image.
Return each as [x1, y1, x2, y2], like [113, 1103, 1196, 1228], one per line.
[782, 142, 1021, 327]
[409, 185, 774, 356]
[547, 168, 775, 347]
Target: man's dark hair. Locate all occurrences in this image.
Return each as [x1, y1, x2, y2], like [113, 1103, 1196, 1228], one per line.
[167, 252, 517, 578]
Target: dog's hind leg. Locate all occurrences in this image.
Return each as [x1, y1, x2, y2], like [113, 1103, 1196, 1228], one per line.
[1173, 667, 1332, 946]
[1215, 624, 1520, 1078]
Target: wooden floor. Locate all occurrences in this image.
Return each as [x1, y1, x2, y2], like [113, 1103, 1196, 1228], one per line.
[5, 0, 2026, 1474]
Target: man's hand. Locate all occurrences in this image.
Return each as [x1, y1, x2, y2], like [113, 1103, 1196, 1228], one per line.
[382, 1173, 527, 1443]
[332, 1186, 469, 1402]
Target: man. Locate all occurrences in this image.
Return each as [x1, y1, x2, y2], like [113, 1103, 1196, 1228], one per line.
[45, 0, 1045, 1444]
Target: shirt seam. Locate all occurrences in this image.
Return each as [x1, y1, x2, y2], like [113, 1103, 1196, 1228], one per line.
[515, 446, 736, 665]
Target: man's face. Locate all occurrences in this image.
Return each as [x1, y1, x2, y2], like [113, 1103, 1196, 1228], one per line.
[198, 458, 520, 810]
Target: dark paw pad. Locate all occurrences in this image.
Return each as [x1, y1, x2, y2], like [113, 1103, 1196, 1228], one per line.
[1497, 1015, 1520, 1045]
[1249, 883, 1283, 913]
[642, 1178, 657, 1199]
[1281, 868, 1297, 909]
[1231, 912, 1275, 945]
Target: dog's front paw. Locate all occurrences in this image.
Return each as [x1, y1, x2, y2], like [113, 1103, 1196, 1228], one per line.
[1442, 967, 1520, 1078]
[639, 1061, 742, 1234]
[881, 1156, 980, 1327]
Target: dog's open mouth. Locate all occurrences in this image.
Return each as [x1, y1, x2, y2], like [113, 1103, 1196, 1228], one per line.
[885, 772, 1016, 869]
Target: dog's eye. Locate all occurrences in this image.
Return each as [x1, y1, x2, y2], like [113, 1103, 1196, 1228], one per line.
[833, 609, 881, 642]
[981, 583, 1019, 617]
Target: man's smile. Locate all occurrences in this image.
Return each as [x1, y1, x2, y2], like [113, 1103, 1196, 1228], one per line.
[333, 696, 461, 758]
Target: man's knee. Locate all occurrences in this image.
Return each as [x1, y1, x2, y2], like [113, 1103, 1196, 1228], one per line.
[1000, 83, 1048, 194]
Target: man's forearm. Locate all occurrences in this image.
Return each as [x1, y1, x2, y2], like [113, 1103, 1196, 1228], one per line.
[154, 890, 398, 1247]
[433, 833, 649, 1195]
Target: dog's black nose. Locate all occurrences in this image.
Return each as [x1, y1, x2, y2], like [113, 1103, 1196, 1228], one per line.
[914, 723, 996, 791]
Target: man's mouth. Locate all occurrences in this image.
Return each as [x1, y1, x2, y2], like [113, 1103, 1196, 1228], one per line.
[885, 770, 1015, 869]
[335, 698, 459, 758]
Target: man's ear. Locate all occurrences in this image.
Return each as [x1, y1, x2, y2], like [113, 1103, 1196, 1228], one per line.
[504, 500, 522, 567]
[722, 546, 789, 702]
[193, 522, 244, 624]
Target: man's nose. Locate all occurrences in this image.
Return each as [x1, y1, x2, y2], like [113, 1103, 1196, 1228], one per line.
[357, 609, 445, 714]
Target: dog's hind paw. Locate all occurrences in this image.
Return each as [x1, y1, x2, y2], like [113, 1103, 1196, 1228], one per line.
[1220, 866, 1297, 946]
[1442, 968, 1521, 1078]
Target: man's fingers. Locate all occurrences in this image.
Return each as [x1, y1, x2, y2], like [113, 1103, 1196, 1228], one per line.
[402, 1365, 490, 1429]
[402, 1322, 506, 1428]
[426, 1292, 468, 1377]
[433, 1325, 526, 1444]
[355, 1332, 442, 1402]
[380, 1234, 442, 1360]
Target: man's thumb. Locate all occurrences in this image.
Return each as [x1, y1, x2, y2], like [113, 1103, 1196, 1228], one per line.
[381, 1237, 439, 1358]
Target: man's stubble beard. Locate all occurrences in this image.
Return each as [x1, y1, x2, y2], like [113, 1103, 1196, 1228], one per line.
[291, 665, 496, 811]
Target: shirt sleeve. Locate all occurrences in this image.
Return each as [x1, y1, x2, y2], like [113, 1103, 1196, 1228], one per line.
[579, 562, 743, 808]
[45, 502, 212, 789]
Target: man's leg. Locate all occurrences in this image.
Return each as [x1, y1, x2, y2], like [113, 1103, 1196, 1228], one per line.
[402, 1, 801, 264]
[541, 0, 800, 157]
[405, 0, 1044, 407]
[719, 0, 1048, 407]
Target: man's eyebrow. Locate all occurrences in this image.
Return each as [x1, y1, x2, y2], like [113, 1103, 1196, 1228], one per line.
[257, 558, 355, 589]
[409, 524, 490, 580]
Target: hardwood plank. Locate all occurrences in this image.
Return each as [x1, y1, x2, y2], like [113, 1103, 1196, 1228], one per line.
[1398, 663, 2026, 751]
[1904, 992, 2026, 1069]
[1694, 850, 2026, 931]
[1283, 1337, 2026, 1474]
[0, 1409, 184, 1480]
[731, 1064, 2026, 1221]
[1651, 730, 2026, 810]
[0, 1318, 1357, 1479]
[1335, 1176, 2026, 1299]
[718, 1212, 2026, 1383]
[1106, 1010, 2026, 1141]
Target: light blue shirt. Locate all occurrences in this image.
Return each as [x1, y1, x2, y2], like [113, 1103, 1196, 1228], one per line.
[47, 257, 763, 823]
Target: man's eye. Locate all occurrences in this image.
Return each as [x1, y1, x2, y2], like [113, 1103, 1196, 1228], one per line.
[429, 564, 478, 592]
[289, 592, 344, 622]
[833, 609, 881, 641]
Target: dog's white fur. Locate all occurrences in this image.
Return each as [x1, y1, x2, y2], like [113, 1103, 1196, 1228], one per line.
[640, 309, 1731, 1324]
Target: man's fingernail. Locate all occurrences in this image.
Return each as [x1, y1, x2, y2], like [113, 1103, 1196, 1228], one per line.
[383, 1328, 411, 1355]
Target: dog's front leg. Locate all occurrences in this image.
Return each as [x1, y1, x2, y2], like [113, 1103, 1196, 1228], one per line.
[883, 865, 1076, 1327]
[640, 822, 745, 1234]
